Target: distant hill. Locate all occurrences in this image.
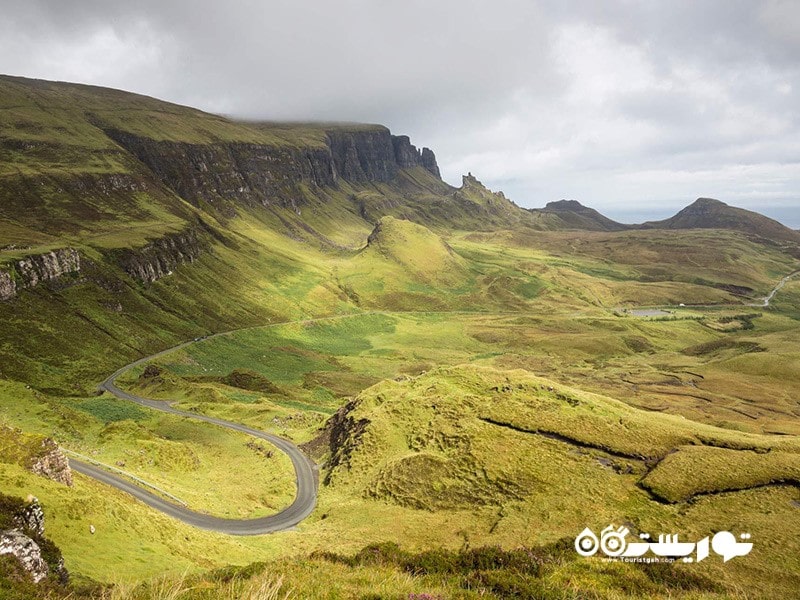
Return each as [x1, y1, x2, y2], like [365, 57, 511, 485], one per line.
[529, 200, 628, 231]
[0, 74, 543, 242]
[642, 198, 800, 243]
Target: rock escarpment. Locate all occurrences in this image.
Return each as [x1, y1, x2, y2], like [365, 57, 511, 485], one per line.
[105, 126, 441, 210]
[15, 248, 81, 288]
[105, 130, 336, 210]
[0, 248, 81, 301]
[391, 135, 441, 178]
[117, 227, 207, 283]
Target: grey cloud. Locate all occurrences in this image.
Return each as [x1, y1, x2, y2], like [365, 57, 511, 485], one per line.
[0, 0, 797, 225]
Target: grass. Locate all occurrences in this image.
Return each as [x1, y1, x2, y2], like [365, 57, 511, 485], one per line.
[0, 382, 296, 521]
[641, 445, 800, 502]
[309, 365, 800, 598]
[2, 74, 800, 599]
[5, 296, 800, 594]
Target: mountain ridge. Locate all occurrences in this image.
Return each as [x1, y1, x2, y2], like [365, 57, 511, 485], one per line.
[640, 197, 800, 243]
[526, 197, 800, 244]
[2, 74, 797, 245]
[529, 199, 629, 231]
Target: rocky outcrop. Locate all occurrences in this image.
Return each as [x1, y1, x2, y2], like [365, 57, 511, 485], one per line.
[117, 227, 206, 283]
[29, 439, 73, 487]
[421, 147, 440, 178]
[391, 135, 441, 178]
[15, 248, 80, 288]
[0, 270, 15, 300]
[301, 399, 370, 485]
[0, 495, 68, 585]
[0, 426, 73, 487]
[66, 172, 147, 195]
[104, 126, 441, 211]
[0, 248, 81, 301]
[0, 530, 49, 583]
[15, 500, 45, 537]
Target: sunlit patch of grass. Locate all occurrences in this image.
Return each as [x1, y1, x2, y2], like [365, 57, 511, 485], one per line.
[641, 445, 800, 502]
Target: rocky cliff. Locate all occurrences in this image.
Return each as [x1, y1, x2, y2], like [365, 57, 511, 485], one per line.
[0, 248, 81, 301]
[117, 226, 207, 283]
[391, 135, 441, 178]
[0, 530, 50, 583]
[105, 126, 441, 211]
[105, 130, 336, 210]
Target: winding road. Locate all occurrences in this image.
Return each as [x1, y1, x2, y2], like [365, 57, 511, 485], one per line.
[67, 267, 800, 534]
[69, 337, 319, 536]
[748, 270, 800, 307]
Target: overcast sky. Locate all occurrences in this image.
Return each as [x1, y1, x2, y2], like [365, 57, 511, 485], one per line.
[2, 0, 799, 226]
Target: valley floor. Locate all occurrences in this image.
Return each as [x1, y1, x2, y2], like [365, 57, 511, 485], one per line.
[3, 220, 800, 599]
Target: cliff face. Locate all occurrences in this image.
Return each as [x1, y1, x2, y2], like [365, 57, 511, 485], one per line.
[105, 126, 441, 210]
[15, 248, 81, 288]
[327, 129, 397, 182]
[117, 227, 207, 283]
[0, 248, 81, 301]
[391, 135, 441, 178]
[420, 147, 440, 178]
[106, 130, 336, 210]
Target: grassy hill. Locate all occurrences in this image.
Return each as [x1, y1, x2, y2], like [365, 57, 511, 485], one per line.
[642, 197, 800, 245]
[529, 199, 629, 231]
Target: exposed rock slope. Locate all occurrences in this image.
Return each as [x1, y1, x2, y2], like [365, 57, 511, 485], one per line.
[116, 226, 207, 283]
[0, 248, 81, 301]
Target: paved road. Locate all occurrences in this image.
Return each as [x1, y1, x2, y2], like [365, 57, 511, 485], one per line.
[748, 270, 800, 307]
[72, 342, 319, 536]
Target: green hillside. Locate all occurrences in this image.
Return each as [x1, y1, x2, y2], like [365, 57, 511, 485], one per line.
[643, 197, 800, 245]
[1, 76, 799, 599]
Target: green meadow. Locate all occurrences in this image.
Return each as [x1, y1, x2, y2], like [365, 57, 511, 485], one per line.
[2, 214, 800, 598]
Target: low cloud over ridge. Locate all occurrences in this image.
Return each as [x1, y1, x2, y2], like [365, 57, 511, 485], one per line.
[1, 0, 798, 225]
